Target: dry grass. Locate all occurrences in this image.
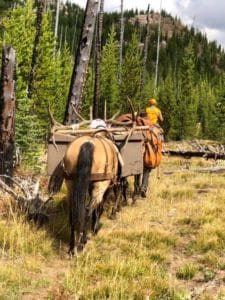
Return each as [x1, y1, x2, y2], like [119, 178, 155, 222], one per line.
[1, 156, 225, 299]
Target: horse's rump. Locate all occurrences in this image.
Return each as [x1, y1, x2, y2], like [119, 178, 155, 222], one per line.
[64, 135, 118, 182]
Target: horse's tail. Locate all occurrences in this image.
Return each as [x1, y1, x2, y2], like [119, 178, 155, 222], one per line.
[72, 141, 94, 234]
[48, 161, 64, 195]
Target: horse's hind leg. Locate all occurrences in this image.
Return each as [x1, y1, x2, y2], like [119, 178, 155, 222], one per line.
[132, 174, 141, 204]
[110, 182, 121, 219]
[90, 180, 111, 233]
[121, 178, 128, 206]
[92, 204, 104, 235]
[69, 202, 75, 255]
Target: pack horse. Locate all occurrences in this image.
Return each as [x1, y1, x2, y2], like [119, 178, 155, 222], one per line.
[63, 135, 119, 254]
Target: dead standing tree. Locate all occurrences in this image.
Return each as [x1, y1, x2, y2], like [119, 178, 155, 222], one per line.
[141, 4, 150, 91]
[93, 0, 104, 119]
[0, 46, 16, 183]
[27, 0, 45, 99]
[64, 0, 100, 125]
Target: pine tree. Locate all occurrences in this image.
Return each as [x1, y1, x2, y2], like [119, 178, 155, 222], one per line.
[82, 66, 95, 119]
[214, 75, 225, 141]
[121, 32, 142, 111]
[177, 41, 198, 139]
[3, 0, 35, 99]
[158, 70, 177, 139]
[32, 11, 57, 137]
[53, 45, 73, 122]
[100, 25, 119, 117]
[197, 80, 217, 139]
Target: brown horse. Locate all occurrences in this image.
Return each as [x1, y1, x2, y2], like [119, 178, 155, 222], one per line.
[63, 134, 119, 254]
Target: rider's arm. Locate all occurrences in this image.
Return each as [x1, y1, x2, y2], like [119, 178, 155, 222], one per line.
[158, 110, 163, 123]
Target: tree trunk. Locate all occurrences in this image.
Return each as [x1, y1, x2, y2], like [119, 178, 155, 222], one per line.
[93, 0, 104, 119]
[141, 4, 150, 91]
[0, 46, 16, 182]
[154, 0, 162, 91]
[118, 0, 124, 85]
[64, 0, 100, 125]
[27, 0, 44, 99]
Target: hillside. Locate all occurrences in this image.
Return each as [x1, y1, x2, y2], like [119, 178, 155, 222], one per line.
[1, 156, 225, 298]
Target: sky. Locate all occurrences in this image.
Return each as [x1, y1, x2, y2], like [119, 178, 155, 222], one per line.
[65, 0, 225, 50]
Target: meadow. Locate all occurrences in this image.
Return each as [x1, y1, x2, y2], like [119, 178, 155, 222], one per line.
[1, 156, 225, 299]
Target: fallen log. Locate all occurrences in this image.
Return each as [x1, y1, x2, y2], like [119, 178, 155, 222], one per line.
[162, 150, 225, 160]
[163, 166, 225, 175]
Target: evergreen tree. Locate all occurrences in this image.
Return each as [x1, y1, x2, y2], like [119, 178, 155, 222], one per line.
[3, 0, 35, 99]
[100, 25, 120, 117]
[82, 66, 95, 119]
[53, 45, 73, 122]
[158, 70, 177, 139]
[197, 80, 217, 139]
[177, 41, 198, 139]
[214, 75, 225, 141]
[121, 32, 142, 111]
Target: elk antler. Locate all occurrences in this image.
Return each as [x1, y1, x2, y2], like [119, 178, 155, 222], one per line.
[48, 105, 63, 127]
[72, 105, 91, 126]
[127, 96, 135, 123]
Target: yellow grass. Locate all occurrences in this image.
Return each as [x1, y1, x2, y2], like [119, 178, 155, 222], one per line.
[1, 156, 225, 299]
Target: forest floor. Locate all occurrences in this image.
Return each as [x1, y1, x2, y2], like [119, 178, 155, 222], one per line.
[1, 155, 225, 299]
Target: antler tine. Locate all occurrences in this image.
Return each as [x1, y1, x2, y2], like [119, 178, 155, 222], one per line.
[72, 105, 88, 122]
[108, 120, 133, 126]
[135, 104, 141, 123]
[48, 105, 63, 127]
[106, 109, 121, 122]
[127, 96, 135, 122]
[111, 109, 121, 121]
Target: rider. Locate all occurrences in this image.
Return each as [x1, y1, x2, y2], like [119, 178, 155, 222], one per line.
[146, 98, 163, 125]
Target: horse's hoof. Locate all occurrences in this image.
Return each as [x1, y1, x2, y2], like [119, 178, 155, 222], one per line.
[77, 244, 84, 253]
[141, 191, 147, 198]
[68, 249, 75, 256]
[109, 213, 117, 220]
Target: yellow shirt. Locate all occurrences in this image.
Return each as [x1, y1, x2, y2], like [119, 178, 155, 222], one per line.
[146, 106, 161, 125]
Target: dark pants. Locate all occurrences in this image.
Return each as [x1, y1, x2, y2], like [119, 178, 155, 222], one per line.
[141, 167, 151, 192]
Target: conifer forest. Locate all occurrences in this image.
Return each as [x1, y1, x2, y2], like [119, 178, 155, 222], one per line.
[1, 0, 225, 163]
[2, 1, 225, 299]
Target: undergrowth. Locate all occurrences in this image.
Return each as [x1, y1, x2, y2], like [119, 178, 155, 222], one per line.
[0, 157, 225, 299]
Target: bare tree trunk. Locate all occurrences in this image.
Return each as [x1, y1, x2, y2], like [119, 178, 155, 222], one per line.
[118, 0, 124, 85]
[93, 0, 104, 119]
[141, 4, 150, 91]
[71, 8, 80, 54]
[54, 0, 60, 39]
[64, 0, 99, 125]
[27, 0, 44, 99]
[154, 0, 162, 92]
[0, 46, 16, 182]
